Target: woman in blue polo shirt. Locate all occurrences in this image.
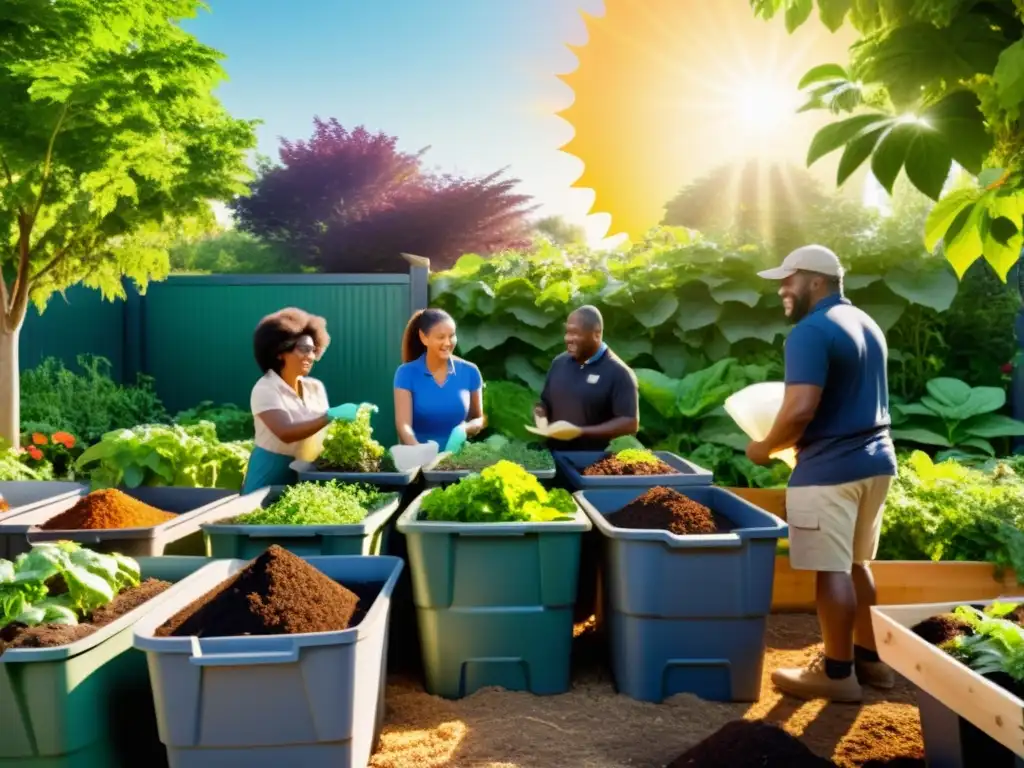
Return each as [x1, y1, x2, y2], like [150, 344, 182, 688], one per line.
[394, 308, 484, 452]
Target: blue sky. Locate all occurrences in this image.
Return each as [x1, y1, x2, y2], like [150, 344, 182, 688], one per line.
[185, 0, 609, 239]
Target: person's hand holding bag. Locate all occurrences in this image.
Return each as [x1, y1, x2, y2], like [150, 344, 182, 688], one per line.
[444, 423, 468, 453]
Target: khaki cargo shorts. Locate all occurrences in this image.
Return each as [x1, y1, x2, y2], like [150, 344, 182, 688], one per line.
[786, 476, 893, 573]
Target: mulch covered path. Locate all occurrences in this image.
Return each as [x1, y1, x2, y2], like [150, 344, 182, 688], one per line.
[369, 613, 924, 767]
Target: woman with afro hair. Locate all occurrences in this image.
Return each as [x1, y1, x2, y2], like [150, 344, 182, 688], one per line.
[243, 307, 377, 492]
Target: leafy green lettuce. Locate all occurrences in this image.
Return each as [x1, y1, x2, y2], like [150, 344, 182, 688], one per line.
[420, 460, 576, 523]
[235, 481, 397, 526]
[0, 542, 140, 628]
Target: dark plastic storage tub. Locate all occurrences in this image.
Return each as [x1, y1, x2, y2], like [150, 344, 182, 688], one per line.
[421, 452, 556, 487]
[396, 490, 592, 699]
[295, 466, 419, 487]
[0, 487, 239, 559]
[0, 481, 86, 517]
[553, 451, 712, 490]
[200, 484, 400, 558]
[574, 486, 787, 703]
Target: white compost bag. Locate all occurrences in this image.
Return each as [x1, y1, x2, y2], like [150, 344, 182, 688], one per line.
[724, 382, 797, 469]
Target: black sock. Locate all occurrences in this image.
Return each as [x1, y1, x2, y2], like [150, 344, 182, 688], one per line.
[824, 657, 853, 680]
[854, 645, 880, 663]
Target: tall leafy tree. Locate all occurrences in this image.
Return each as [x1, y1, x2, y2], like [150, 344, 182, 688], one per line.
[232, 118, 536, 273]
[534, 215, 587, 246]
[0, 0, 257, 444]
[751, 0, 1024, 281]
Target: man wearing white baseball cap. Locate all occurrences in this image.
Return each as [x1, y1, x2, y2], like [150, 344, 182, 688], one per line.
[746, 244, 898, 703]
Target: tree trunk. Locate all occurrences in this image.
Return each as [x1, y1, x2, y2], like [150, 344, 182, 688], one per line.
[0, 325, 20, 448]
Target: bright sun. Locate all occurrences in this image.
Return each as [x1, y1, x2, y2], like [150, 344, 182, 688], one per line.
[558, 0, 859, 241]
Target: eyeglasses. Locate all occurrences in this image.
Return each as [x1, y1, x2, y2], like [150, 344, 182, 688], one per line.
[293, 344, 316, 356]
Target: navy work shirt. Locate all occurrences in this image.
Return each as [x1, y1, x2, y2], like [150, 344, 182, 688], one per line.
[785, 293, 897, 487]
[539, 344, 639, 451]
[393, 354, 483, 448]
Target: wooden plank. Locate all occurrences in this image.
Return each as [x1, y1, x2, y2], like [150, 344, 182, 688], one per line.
[772, 558, 1024, 612]
[873, 600, 1024, 757]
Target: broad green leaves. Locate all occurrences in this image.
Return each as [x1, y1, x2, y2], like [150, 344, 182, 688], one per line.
[432, 226, 964, 399]
[806, 93, 992, 198]
[755, 0, 1024, 281]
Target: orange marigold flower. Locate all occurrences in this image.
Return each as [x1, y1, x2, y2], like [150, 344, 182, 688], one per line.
[52, 431, 76, 448]
[27, 446, 43, 461]
[31, 433, 48, 445]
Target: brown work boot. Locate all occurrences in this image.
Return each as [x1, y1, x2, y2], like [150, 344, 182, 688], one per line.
[771, 653, 863, 702]
[856, 658, 896, 690]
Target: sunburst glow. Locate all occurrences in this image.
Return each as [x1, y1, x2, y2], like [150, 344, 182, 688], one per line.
[558, 0, 859, 241]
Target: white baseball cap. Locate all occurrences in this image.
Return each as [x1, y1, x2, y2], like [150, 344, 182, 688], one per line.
[757, 245, 845, 280]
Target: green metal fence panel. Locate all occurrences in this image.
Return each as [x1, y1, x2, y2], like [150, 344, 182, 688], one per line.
[19, 285, 126, 376]
[141, 275, 411, 446]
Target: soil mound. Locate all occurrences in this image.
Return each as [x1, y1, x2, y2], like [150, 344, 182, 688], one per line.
[609, 486, 726, 535]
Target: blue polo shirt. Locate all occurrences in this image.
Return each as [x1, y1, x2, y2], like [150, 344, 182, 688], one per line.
[785, 294, 897, 487]
[393, 355, 483, 447]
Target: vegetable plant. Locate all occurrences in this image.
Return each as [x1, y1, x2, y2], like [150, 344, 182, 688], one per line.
[890, 377, 1024, 458]
[878, 451, 1024, 580]
[319, 404, 386, 472]
[942, 603, 1024, 684]
[0, 542, 141, 628]
[74, 422, 252, 490]
[0, 447, 54, 482]
[235, 481, 397, 526]
[420, 460, 577, 523]
[434, 435, 554, 472]
[174, 401, 254, 442]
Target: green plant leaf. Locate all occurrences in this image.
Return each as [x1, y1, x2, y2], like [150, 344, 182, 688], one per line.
[883, 265, 958, 311]
[798, 63, 849, 89]
[710, 283, 761, 307]
[717, 304, 789, 344]
[785, 0, 813, 32]
[924, 377, 973, 408]
[504, 302, 553, 328]
[817, 0, 852, 31]
[613, 338, 654, 363]
[631, 294, 679, 328]
[808, 113, 890, 167]
[889, 427, 951, 447]
[962, 413, 1024, 439]
[858, 301, 905, 331]
[635, 369, 680, 419]
[837, 124, 886, 185]
[675, 302, 721, 331]
[504, 355, 546, 392]
[944, 201, 985, 278]
[993, 39, 1024, 118]
[925, 188, 979, 251]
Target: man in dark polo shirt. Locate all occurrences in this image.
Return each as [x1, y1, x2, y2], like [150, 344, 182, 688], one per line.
[533, 305, 639, 451]
[745, 245, 898, 703]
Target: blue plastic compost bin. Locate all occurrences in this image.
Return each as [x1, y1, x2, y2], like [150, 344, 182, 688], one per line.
[574, 486, 787, 703]
[553, 451, 712, 490]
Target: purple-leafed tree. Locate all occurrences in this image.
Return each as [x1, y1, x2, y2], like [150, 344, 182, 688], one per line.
[232, 118, 536, 272]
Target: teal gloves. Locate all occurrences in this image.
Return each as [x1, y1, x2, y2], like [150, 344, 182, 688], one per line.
[444, 423, 468, 454]
[327, 403, 378, 422]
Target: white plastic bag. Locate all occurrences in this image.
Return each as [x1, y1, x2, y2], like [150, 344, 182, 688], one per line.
[390, 441, 439, 471]
[724, 382, 797, 468]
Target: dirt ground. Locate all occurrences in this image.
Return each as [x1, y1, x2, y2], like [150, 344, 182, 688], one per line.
[369, 614, 924, 768]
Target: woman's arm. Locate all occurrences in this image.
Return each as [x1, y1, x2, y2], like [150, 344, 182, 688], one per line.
[394, 388, 418, 445]
[256, 409, 329, 444]
[464, 388, 485, 436]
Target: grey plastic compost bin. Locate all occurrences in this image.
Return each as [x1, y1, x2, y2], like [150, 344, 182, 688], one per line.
[0, 555, 212, 768]
[421, 451, 557, 487]
[132, 554, 404, 768]
[200, 484, 400, 558]
[0, 487, 240, 559]
[574, 486, 787, 703]
[396, 490, 592, 699]
[0, 480, 86, 516]
[553, 450, 713, 490]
